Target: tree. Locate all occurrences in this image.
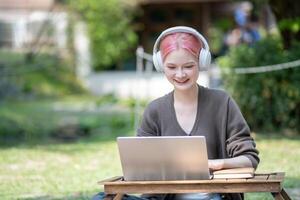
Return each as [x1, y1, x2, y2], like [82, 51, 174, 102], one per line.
[268, 0, 300, 49]
[249, 0, 300, 49]
[69, 0, 138, 70]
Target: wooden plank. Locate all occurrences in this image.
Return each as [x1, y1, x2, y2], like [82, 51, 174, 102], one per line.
[100, 172, 284, 186]
[99, 173, 284, 184]
[98, 176, 123, 184]
[104, 182, 282, 194]
[253, 174, 269, 180]
[269, 172, 284, 180]
[269, 173, 285, 182]
[104, 179, 224, 185]
[222, 178, 248, 183]
[100, 173, 291, 199]
[103, 177, 283, 186]
[275, 173, 285, 181]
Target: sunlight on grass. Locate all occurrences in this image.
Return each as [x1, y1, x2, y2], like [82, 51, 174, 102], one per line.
[256, 135, 300, 186]
[0, 139, 124, 199]
[245, 134, 300, 200]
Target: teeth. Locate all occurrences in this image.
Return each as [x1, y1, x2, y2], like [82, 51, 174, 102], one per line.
[175, 79, 188, 83]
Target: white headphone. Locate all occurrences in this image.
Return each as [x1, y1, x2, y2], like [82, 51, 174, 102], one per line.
[152, 26, 211, 72]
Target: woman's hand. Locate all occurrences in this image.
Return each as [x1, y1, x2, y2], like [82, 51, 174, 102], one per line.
[208, 159, 224, 171]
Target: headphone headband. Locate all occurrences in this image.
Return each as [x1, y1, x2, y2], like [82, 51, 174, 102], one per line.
[152, 26, 211, 72]
[152, 26, 210, 58]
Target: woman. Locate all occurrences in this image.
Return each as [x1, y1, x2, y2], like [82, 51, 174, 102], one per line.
[93, 26, 259, 200]
[137, 26, 259, 200]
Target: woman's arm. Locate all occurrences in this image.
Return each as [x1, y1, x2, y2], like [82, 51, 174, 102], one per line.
[208, 155, 253, 171]
[221, 97, 260, 170]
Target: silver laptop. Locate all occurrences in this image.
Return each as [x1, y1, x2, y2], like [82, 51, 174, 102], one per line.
[117, 136, 211, 181]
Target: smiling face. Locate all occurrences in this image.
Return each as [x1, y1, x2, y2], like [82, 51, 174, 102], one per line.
[163, 48, 199, 91]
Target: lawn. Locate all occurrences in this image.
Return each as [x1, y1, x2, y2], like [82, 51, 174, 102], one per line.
[0, 99, 299, 200]
[245, 134, 300, 199]
[0, 134, 125, 200]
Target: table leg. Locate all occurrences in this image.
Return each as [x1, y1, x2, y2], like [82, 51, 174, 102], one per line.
[272, 188, 292, 200]
[103, 194, 124, 200]
[113, 194, 124, 200]
[280, 189, 292, 200]
[104, 194, 114, 200]
[272, 192, 284, 200]
[272, 189, 292, 200]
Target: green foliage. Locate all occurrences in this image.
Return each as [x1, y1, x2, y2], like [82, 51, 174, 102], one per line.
[0, 96, 133, 144]
[69, 0, 138, 70]
[0, 50, 84, 100]
[213, 18, 234, 32]
[0, 101, 55, 142]
[278, 17, 300, 33]
[95, 93, 118, 106]
[209, 18, 234, 55]
[218, 38, 300, 132]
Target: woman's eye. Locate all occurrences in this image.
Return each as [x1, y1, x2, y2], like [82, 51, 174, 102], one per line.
[184, 65, 194, 69]
[167, 66, 176, 69]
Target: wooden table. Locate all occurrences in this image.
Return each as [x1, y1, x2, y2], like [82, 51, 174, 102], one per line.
[99, 172, 292, 200]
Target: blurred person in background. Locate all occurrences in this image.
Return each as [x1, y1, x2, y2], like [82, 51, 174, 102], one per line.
[221, 2, 261, 55]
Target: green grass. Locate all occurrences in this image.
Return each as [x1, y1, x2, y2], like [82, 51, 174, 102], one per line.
[245, 134, 300, 199]
[1, 133, 299, 200]
[0, 99, 299, 199]
[255, 134, 300, 187]
[0, 97, 134, 200]
[0, 134, 127, 200]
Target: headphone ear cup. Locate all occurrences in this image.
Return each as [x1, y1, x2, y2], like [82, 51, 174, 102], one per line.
[199, 49, 211, 68]
[153, 51, 164, 72]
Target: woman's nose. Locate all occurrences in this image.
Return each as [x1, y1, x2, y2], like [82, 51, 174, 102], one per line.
[175, 68, 186, 78]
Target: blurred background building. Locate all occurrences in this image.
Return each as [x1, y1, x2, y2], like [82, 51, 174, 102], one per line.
[0, 0, 276, 99]
[0, 0, 67, 53]
[137, 0, 239, 53]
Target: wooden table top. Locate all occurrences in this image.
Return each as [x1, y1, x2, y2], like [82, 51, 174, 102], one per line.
[99, 172, 285, 186]
[99, 172, 292, 200]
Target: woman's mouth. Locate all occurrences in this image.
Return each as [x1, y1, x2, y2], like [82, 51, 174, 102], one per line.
[174, 79, 189, 84]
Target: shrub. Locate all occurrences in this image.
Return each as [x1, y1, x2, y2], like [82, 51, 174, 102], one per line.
[0, 51, 84, 101]
[68, 0, 138, 70]
[0, 97, 134, 144]
[218, 38, 300, 132]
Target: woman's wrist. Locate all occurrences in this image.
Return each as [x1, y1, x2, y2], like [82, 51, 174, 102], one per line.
[209, 156, 253, 171]
[208, 159, 225, 171]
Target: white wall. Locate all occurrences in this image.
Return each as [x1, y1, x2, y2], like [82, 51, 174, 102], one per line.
[85, 71, 210, 100]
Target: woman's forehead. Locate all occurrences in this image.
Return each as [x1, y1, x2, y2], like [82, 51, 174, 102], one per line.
[164, 49, 198, 64]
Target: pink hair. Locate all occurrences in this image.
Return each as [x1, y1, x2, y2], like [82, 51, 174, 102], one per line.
[160, 32, 202, 62]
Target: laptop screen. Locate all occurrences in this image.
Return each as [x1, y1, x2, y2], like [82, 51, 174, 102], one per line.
[117, 136, 211, 181]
